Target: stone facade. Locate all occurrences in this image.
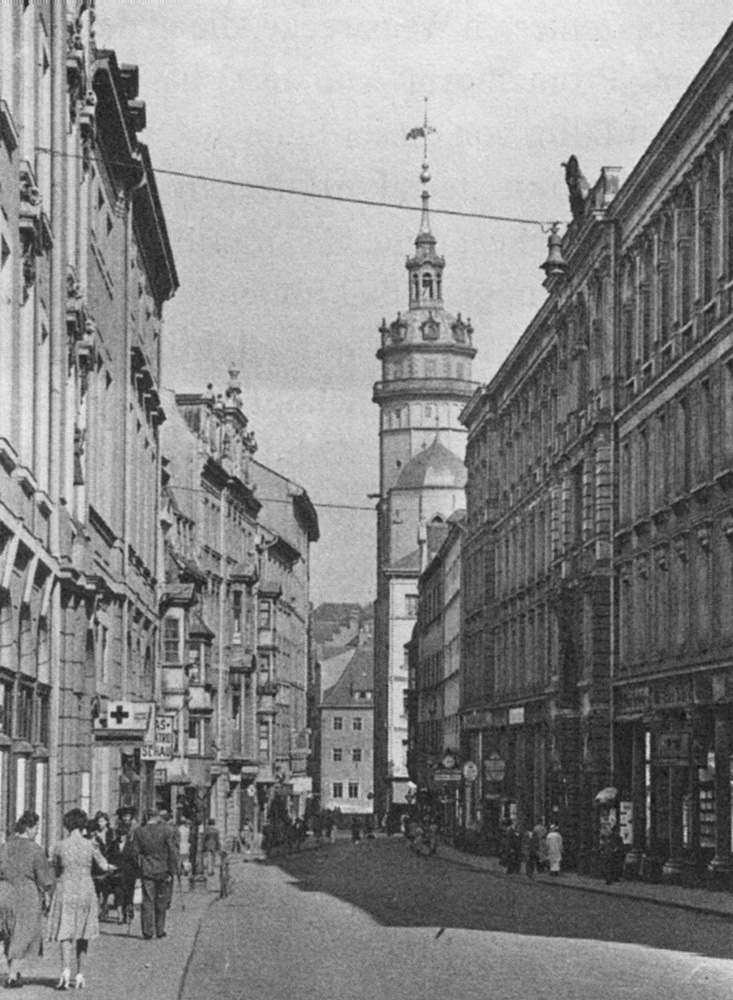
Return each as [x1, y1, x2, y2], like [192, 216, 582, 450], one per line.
[0, 1, 177, 844]
[459, 22, 733, 884]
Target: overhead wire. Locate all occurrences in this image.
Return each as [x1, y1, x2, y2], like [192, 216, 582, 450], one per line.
[168, 483, 376, 512]
[36, 146, 554, 228]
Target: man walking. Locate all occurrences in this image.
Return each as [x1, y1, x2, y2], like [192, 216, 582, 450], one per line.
[132, 809, 179, 940]
[202, 818, 221, 877]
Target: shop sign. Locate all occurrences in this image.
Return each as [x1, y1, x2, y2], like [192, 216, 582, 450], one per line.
[656, 732, 690, 767]
[432, 769, 463, 783]
[618, 801, 633, 845]
[140, 714, 175, 761]
[154, 768, 167, 785]
[484, 752, 506, 783]
[463, 711, 491, 731]
[508, 707, 524, 726]
[462, 761, 478, 782]
[94, 701, 154, 736]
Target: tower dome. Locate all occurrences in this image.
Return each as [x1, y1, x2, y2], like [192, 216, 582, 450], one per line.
[394, 436, 467, 490]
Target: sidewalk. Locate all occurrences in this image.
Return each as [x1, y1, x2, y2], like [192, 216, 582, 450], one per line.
[437, 842, 733, 919]
[11, 879, 216, 999]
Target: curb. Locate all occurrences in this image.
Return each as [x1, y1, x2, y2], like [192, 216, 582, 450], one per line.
[436, 846, 733, 921]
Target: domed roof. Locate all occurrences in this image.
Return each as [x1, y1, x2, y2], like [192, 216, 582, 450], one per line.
[395, 437, 467, 490]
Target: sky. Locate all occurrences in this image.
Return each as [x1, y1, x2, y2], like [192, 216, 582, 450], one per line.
[95, 0, 733, 606]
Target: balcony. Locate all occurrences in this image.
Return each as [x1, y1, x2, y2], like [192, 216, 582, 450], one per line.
[188, 683, 214, 714]
[257, 682, 278, 717]
[257, 629, 278, 650]
[372, 377, 480, 402]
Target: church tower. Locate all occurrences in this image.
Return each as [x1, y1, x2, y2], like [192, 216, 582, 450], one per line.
[372, 122, 478, 820]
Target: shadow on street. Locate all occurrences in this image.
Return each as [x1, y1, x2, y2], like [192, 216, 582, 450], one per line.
[268, 837, 733, 962]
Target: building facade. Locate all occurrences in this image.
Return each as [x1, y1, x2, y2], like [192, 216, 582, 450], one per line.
[459, 21, 733, 884]
[372, 157, 477, 821]
[0, 1, 177, 843]
[320, 643, 374, 818]
[410, 513, 465, 835]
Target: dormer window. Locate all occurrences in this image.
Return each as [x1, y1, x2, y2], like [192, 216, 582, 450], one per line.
[422, 272, 434, 299]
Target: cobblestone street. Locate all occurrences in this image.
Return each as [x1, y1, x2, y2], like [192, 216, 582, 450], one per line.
[181, 839, 733, 999]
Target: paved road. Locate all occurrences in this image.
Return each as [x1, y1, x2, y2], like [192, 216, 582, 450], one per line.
[181, 838, 733, 999]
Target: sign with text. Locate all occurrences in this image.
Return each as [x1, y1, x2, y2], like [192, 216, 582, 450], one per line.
[140, 714, 175, 761]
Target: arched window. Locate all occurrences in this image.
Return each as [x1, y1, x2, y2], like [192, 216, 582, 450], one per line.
[436, 275, 442, 299]
[658, 215, 673, 345]
[411, 274, 419, 302]
[701, 156, 719, 309]
[677, 185, 694, 329]
[639, 240, 653, 363]
[422, 271, 434, 299]
[621, 260, 635, 379]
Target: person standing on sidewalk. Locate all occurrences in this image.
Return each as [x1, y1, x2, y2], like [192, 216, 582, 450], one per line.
[131, 810, 179, 941]
[47, 807, 116, 990]
[0, 811, 55, 988]
[524, 826, 540, 878]
[546, 824, 563, 876]
[202, 819, 221, 878]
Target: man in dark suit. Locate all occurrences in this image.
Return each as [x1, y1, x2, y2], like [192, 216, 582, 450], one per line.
[131, 808, 179, 939]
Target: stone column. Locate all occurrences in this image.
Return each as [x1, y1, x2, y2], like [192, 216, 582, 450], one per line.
[708, 702, 732, 886]
[662, 766, 685, 878]
[626, 722, 646, 875]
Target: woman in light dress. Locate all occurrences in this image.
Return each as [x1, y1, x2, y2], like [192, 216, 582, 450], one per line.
[47, 808, 115, 990]
[545, 824, 563, 875]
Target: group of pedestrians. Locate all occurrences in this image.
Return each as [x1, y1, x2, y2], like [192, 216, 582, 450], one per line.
[0, 805, 187, 990]
[500, 820, 563, 877]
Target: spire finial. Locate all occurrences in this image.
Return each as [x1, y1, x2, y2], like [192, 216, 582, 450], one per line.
[406, 97, 436, 191]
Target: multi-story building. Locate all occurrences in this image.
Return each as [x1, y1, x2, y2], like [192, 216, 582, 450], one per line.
[612, 23, 733, 887]
[0, 1, 177, 842]
[410, 513, 465, 834]
[320, 643, 374, 818]
[161, 370, 260, 847]
[373, 155, 478, 822]
[249, 457, 319, 819]
[459, 21, 733, 885]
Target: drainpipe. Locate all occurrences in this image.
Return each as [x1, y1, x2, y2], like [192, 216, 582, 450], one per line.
[608, 218, 619, 786]
[47, 0, 67, 847]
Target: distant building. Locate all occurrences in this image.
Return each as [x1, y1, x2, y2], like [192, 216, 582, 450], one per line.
[320, 643, 374, 818]
[372, 153, 477, 821]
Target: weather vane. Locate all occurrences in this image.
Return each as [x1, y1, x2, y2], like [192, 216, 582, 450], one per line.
[406, 97, 436, 183]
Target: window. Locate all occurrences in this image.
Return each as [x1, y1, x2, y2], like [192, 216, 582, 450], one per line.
[258, 600, 272, 630]
[332, 748, 343, 762]
[425, 359, 436, 378]
[348, 783, 359, 799]
[258, 722, 269, 755]
[422, 272, 434, 299]
[18, 685, 33, 741]
[352, 748, 362, 763]
[332, 782, 343, 799]
[352, 717, 363, 732]
[232, 589, 242, 643]
[333, 716, 343, 731]
[405, 594, 418, 618]
[36, 689, 49, 747]
[162, 615, 180, 664]
[0, 681, 12, 735]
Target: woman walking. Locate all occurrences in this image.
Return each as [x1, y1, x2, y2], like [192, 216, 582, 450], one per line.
[0, 811, 55, 988]
[47, 808, 115, 990]
[546, 824, 563, 876]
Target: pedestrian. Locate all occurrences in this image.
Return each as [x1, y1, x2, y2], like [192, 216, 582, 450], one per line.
[114, 812, 138, 925]
[0, 811, 55, 988]
[350, 815, 362, 845]
[524, 825, 540, 878]
[238, 821, 253, 857]
[323, 812, 334, 844]
[546, 824, 563, 876]
[202, 818, 221, 877]
[90, 812, 116, 919]
[177, 818, 192, 878]
[130, 808, 178, 941]
[601, 824, 626, 885]
[534, 821, 548, 872]
[47, 807, 116, 990]
[504, 821, 522, 874]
